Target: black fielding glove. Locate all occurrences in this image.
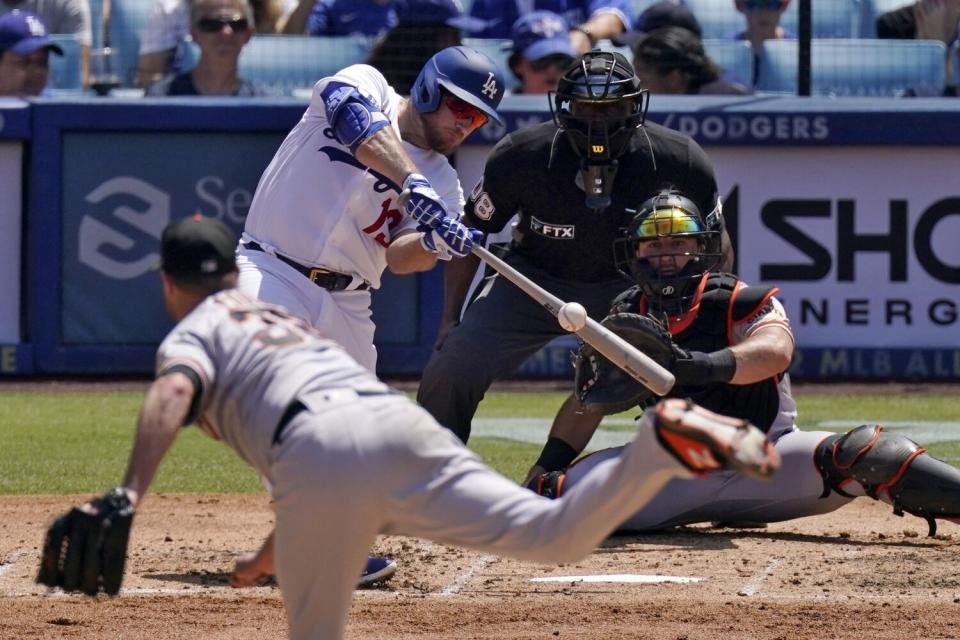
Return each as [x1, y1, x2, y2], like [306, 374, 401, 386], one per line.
[673, 348, 737, 386]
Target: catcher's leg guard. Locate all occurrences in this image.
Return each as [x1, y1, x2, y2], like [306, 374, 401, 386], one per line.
[815, 424, 960, 536]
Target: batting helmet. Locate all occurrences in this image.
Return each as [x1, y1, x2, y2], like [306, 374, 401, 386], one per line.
[550, 49, 648, 164]
[613, 188, 722, 314]
[411, 45, 505, 125]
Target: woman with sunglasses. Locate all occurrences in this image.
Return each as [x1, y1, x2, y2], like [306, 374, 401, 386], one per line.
[632, 26, 749, 95]
[146, 0, 269, 96]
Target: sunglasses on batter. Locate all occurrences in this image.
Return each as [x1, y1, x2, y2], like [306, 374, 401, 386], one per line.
[443, 94, 489, 129]
[196, 16, 249, 33]
[741, 0, 788, 10]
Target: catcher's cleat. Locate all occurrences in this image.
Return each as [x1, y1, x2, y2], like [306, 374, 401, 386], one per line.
[653, 399, 780, 481]
[356, 556, 396, 588]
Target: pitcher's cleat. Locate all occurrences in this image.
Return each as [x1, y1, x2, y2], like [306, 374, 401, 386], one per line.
[653, 399, 780, 481]
[357, 556, 396, 588]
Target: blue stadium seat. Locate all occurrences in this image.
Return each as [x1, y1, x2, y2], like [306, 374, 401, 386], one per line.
[236, 35, 372, 95]
[859, 0, 911, 38]
[756, 38, 946, 96]
[702, 38, 753, 87]
[461, 37, 515, 90]
[684, 0, 861, 39]
[87, 0, 153, 86]
[48, 34, 83, 91]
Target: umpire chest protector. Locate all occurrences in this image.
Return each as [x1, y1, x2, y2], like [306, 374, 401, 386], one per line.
[618, 273, 784, 431]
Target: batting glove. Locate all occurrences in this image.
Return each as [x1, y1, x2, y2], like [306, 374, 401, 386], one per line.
[399, 173, 447, 229]
[419, 219, 483, 260]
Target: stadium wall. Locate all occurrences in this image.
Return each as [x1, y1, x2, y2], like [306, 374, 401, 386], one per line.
[1, 96, 958, 379]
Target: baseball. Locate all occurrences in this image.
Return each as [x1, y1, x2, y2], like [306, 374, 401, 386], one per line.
[558, 302, 588, 332]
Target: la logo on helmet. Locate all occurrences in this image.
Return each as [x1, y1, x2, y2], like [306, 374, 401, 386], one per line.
[481, 72, 498, 98]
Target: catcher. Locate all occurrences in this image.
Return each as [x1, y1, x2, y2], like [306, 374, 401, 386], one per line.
[528, 187, 960, 536]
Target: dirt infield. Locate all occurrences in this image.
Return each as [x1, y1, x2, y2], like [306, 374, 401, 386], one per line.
[3, 494, 959, 639]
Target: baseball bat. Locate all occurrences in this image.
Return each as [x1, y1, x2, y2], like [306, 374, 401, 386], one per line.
[471, 246, 675, 396]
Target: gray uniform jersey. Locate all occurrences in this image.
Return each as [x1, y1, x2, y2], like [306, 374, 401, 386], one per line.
[155, 289, 390, 476]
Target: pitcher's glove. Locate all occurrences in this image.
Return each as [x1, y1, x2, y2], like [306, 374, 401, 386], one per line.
[37, 487, 135, 596]
[573, 313, 678, 415]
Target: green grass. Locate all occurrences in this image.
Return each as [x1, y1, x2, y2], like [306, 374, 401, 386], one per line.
[1, 389, 958, 493]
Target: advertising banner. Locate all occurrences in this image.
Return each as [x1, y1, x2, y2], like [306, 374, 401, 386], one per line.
[710, 146, 960, 379]
[0, 142, 22, 345]
[60, 132, 285, 344]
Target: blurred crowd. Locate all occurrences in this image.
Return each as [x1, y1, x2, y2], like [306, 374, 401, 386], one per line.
[1, 0, 957, 97]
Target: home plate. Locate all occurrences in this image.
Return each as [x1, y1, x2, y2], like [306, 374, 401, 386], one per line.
[530, 574, 705, 584]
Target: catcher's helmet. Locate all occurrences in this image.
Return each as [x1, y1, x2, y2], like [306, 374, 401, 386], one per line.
[411, 45, 505, 125]
[549, 49, 648, 164]
[614, 188, 722, 315]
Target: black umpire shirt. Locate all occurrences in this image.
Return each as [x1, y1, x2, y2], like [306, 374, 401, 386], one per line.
[463, 120, 719, 283]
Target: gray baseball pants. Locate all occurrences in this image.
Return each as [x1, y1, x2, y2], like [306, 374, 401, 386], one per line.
[269, 390, 689, 639]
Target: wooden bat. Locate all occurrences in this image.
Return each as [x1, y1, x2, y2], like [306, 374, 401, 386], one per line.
[471, 246, 676, 396]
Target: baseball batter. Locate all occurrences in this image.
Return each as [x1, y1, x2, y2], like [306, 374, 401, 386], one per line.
[37, 216, 781, 640]
[237, 45, 504, 371]
[529, 189, 960, 536]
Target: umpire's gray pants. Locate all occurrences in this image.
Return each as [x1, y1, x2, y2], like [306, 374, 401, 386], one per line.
[417, 254, 630, 442]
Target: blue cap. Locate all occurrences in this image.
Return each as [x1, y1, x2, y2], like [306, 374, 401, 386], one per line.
[0, 11, 63, 56]
[394, 0, 489, 32]
[511, 11, 574, 61]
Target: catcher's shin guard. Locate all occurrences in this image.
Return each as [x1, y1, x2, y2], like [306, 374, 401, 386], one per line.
[815, 424, 960, 536]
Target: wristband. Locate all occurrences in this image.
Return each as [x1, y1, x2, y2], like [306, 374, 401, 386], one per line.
[535, 437, 580, 472]
[706, 348, 737, 383]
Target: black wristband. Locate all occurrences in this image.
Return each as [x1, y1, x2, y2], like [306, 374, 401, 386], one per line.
[535, 437, 580, 472]
[706, 348, 737, 383]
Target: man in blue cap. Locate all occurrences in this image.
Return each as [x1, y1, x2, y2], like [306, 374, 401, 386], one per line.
[508, 10, 575, 94]
[0, 10, 63, 96]
[469, 0, 632, 51]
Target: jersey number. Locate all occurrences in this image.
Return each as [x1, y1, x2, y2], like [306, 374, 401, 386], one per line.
[362, 198, 403, 247]
[230, 306, 309, 348]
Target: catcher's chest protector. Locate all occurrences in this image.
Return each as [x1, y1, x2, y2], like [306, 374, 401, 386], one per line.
[669, 274, 783, 432]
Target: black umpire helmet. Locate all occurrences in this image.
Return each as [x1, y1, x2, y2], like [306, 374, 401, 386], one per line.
[614, 188, 722, 315]
[549, 49, 649, 165]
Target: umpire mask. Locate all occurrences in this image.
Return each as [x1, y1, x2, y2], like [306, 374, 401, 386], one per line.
[613, 189, 722, 315]
[549, 50, 648, 211]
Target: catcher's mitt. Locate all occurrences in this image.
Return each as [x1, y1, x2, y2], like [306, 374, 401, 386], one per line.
[37, 487, 135, 596]
[573, 313, 678, 415]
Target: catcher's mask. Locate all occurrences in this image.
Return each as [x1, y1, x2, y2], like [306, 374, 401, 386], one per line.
[614, 189, 722, 315]
[548, 49, 649, 210]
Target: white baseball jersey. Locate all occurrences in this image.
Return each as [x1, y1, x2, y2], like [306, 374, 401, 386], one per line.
[243, 64, 465, 290]
[155, 289, 389, 477]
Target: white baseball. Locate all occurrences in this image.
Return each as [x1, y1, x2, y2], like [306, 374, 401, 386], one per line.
[558, 302, 588, 332]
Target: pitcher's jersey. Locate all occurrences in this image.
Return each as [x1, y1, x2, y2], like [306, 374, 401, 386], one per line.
[155, 289, 391, 477]
[243, 64, 465, 290]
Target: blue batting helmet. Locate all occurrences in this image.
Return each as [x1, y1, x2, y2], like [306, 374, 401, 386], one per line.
[411, 45, 505, 125]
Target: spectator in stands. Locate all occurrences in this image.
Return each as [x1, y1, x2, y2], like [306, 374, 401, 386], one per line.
[366, 0, 484, 95]
[137, 0, 293, 88]
[146, 0, 266, 95]
[878, 0, 959, 95]
[612, 1, 702, 50]
[0, 10, 63, 95]
[508, 10, 575, 94]
[632, 26, 749, 94]
[280, 0, 396, 37]
[733, 0, 795, 83]
[1, 0, 90, 86]
[469, 0, 632, 53]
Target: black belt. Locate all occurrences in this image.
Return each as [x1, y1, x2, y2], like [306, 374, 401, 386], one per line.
[271, 390, 399, 445]
[245, 241, 369, 291]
